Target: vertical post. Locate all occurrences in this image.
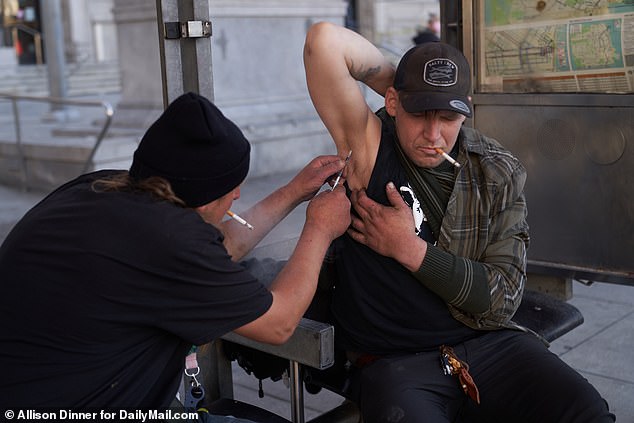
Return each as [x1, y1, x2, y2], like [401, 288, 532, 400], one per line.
[439, 0, 460, 47]
[197, 341, 234, 402]
[155, 0, 214, 107]
[155, 0, 222, 404]
[40, 0, 67, 105]
[355, 0, 376, 42]
[289, 360, 305, 423]
[10, 98, 28, 190]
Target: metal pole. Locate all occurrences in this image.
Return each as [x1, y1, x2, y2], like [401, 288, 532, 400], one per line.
[155, 0, 180, 108]
[39, 0, 67, 108]
[289, 360, 305, 423]
[10, 98, 28, 191]
[155, 0, 214, 107]
[155, 0, 219, 404]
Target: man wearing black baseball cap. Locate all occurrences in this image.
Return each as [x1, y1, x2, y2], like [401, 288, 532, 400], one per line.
[304, 22, 614, 423]
[0, 92, 351, 417]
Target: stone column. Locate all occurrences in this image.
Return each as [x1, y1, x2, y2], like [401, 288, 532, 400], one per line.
[112, 0, 164, 129]
[208, 0, 348, 177]
[111, 0, 348, 176]
[373, 0, 440, 53]
[356, 0, 376, 41]
[65, 0, 118, 63]
[40, 0, 67, 105]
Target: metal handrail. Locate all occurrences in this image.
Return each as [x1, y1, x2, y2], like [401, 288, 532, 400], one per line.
[0, 93, 114, 190]
[9, 24, 43, 65]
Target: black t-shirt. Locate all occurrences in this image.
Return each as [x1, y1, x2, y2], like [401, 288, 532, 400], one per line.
[0, 171, 273, 408]
[331, 119, 477, 355]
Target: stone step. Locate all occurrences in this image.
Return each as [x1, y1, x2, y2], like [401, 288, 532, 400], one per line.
[0, 61, 121, 96]
[0, 61, 120, 76]
[0, 103, 331, 191]
[0, 135, 138, 191]
[0, 111, 332, 190]
[0, 47, 17, 66]
[0, 75, 334, 189]
[238, 113, 333, 179]
[50, 126, 142, 139]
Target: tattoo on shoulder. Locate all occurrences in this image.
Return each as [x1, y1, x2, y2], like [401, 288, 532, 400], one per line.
[352, 63, 381, 82]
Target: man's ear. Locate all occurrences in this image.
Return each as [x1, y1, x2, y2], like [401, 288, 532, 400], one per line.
[193, 202, 213, 217]
[193, 203, 207, 212]
[385, 87, 398, 116]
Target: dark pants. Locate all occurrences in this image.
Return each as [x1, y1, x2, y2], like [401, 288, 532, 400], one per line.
[353, 330, 615, 423]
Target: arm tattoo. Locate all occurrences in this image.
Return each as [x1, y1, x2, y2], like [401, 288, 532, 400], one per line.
[351, 61, 382, 83]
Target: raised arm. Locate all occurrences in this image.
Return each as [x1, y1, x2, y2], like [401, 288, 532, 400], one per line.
[304, 22, 395, 185]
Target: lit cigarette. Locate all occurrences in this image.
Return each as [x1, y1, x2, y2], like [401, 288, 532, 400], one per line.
[226, 210, 254, 230]
[435, 148, 461, 168]
[331, 150, 352, 191]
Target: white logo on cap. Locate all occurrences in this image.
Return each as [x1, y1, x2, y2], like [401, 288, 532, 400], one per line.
[423, 59, 458, 87]
[450, 100, 470, 114]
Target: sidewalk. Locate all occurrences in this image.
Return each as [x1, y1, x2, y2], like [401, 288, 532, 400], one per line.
[1, 174, 633, 421]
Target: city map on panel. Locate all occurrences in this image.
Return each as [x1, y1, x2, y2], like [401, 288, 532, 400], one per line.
[481, 0, 634, 93]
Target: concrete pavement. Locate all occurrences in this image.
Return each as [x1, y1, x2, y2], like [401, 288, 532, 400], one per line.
[1, 172, 633, 421]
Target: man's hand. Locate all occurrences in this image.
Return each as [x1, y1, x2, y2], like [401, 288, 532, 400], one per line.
[305, 185, 351, 241]
[347, 182, 426, 271]
[286, 155, 346, 203]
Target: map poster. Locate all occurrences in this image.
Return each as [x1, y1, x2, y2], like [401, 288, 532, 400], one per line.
[479, 0, 634, 93]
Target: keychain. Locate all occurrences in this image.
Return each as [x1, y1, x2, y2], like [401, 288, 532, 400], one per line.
[440, 345, 480, 404]
[184, 350, 206, 408]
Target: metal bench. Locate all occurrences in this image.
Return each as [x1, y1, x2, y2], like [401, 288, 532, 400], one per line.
[200, 285, 583, 423]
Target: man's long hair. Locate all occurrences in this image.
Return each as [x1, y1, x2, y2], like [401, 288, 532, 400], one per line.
[92, 172, 186, 207]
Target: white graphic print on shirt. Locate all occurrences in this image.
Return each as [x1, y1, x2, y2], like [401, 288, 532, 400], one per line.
[399, 184, 426, 236]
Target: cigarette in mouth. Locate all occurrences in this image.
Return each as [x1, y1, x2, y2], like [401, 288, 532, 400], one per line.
[435, 148, 461, 168]
[226, 210, 254, 230]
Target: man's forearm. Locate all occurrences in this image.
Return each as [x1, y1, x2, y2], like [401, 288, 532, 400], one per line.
[223, 183, 300, 261]
[237, 223, 333, 345]
[412, 245, 490, 313]
[268, 224, 332, 329]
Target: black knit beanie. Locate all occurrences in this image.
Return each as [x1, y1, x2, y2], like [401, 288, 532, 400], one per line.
[129, 92, 250, 207]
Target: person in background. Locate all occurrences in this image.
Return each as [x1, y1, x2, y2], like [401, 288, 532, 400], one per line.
[412, 12, 440, 45]
[0, 92, 350, 420]
[303, 22, 614, 423]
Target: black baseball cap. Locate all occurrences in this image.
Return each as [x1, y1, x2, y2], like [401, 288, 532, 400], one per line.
[394, 42, 472, 117]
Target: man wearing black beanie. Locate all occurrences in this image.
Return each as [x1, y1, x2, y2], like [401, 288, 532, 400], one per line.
[129, 92, 253, 208]
[0, 92, 351, 417]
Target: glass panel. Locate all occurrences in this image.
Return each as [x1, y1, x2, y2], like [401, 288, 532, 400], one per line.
[477, 0, 634, 94]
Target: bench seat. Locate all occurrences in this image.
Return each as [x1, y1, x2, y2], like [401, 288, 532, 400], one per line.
[302, 289, 584, 402]
[218, 288, 583, 422]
